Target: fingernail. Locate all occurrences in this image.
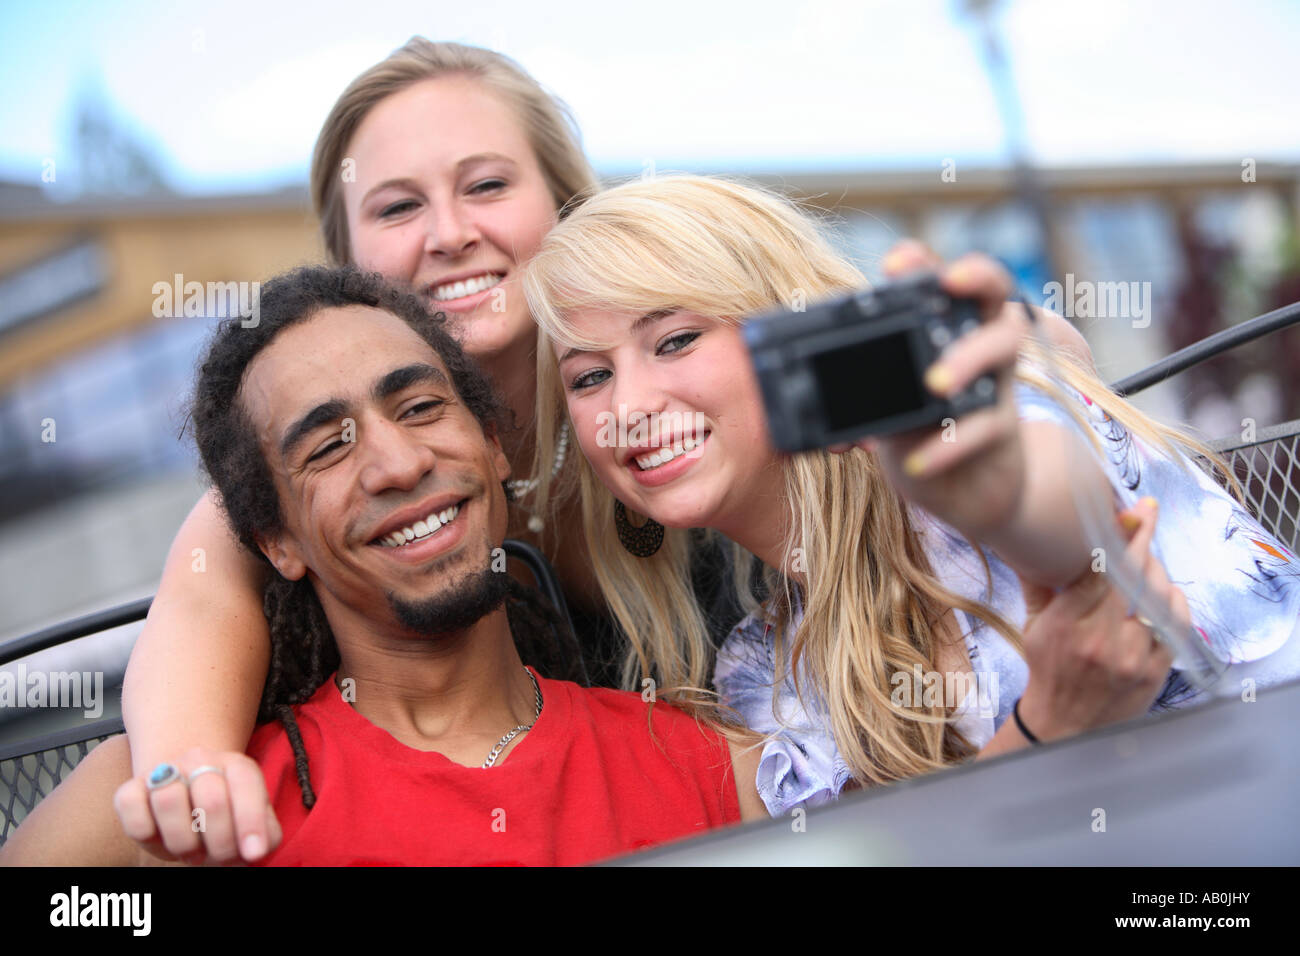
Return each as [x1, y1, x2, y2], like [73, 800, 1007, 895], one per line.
[1119, 511, 1142, 533]
[924, 364, 952, 396]
[882, 250, 908, 273]
[1140, 496, 1158, 512]
[946, 263, 976, 287]
[903, 450, 927, 477]
[242, 834, 266, 859]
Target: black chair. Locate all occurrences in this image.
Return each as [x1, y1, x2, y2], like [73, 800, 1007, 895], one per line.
[0, 538, 574, 845]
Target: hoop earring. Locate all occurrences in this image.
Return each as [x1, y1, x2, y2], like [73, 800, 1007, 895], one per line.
[614, 500, 664, 557]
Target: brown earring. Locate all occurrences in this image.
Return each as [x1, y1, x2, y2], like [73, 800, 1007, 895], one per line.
[614, 500, 664, 557]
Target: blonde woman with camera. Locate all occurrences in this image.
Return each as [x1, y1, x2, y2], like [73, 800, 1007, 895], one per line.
[522, 174, 1300, 815]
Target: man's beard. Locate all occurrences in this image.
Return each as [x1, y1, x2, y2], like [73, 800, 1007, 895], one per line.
[387, 565, 509, 636]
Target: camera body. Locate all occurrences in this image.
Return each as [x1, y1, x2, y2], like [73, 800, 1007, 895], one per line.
[744, 273, 998, 452]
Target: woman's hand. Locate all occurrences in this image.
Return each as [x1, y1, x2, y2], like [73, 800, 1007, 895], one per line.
[113, 747, 282, 865]
[835, 240, 1034, 537]
[832, 240, 1111, 587]
[1013, 496, 1182, 742]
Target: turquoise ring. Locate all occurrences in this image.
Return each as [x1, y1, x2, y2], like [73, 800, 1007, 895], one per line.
[146, 762, 184, 791]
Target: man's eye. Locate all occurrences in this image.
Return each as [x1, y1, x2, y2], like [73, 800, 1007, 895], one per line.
[402, 400, 443, 418]
[570, 369, 610, 391]
[308, 439, 344, 462]
[379, 199, 418, 218]
[657, 331, 701, 354]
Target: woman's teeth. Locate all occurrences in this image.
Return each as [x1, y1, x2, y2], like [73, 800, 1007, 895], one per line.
[635, 435, 705, 471]
[379, 503, 462, 548]
[431, 274, 503, 302]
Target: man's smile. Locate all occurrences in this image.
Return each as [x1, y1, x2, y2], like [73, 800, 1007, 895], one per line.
[375, 499, 465, 548]
[366, 496, 474, 565]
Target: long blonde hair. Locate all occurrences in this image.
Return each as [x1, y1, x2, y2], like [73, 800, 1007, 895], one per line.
[310, 37, 598, 265]
[523, 174, 1242, 785]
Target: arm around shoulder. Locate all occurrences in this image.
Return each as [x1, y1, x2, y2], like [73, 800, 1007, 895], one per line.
[121, 489, 271, 774]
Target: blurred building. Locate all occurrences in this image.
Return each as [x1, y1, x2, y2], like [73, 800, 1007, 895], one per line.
[0, 185, 321, 642]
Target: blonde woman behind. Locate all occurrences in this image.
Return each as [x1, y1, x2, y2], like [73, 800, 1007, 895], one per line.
[523, 174, 1300, 814]
[115, 40, 615, 865]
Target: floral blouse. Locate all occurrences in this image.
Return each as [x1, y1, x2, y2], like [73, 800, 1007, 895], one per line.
[715, 382, 1300, 817]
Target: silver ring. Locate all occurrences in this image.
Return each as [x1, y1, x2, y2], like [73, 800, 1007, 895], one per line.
[187, 765, 225, 784]
[146, 762, 184, 791]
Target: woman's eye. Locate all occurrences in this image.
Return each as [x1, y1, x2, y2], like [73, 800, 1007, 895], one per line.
[657, 331, 701, 354]
[570, 368, 610, 391]
[379, 199, 418, 218]
[469, 178, 507, 195]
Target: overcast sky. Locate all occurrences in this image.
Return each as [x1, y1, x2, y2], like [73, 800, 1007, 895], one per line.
[2, 0, 1298, 194]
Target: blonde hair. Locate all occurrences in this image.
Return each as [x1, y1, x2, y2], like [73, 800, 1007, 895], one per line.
[523, 174, 1242, 785]
[310, 37, 599, 264]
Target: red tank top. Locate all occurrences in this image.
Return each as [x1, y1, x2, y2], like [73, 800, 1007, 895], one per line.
[247, 668, 741, 865]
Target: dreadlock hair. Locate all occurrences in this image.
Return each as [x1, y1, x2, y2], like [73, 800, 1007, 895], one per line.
[188, 264, 583, 808]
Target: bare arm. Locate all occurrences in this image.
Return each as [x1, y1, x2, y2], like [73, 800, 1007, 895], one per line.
[961, 419, 1113, 587]
[933, 302, 1111, 586]
[121, 490, 270, 773]
[727, 736, 770, 822]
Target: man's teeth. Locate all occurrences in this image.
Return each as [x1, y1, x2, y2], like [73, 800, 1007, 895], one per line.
[635, 435, 705, 471]
[431, 274, 503, 302]
[380, 503, 461, 548]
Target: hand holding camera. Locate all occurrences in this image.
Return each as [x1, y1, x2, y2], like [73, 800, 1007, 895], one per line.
[866, 242, 1033, 534]
[745, 238, 1034, 534]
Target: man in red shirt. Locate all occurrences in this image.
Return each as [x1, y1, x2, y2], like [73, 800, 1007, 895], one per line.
[1, 268, 765, 867]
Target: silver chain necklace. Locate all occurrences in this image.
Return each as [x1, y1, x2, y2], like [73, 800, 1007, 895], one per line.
[508, 422, 569, 533]
[481, 667, 543, 769]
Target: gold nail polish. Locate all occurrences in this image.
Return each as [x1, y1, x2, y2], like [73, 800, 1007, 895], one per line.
[925, 365, 952, 395]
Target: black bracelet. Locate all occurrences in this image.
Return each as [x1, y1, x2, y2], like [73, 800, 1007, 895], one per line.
[1013, 697, 1041, 745]
[1011, 291, 1039, 326]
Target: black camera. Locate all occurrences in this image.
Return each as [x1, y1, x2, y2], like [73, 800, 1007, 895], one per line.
[744, 273, 998, 452]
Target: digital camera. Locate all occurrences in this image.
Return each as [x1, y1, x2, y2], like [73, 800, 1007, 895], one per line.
[744, 273, 998, 452]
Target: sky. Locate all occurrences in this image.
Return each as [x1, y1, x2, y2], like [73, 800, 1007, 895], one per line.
[1, 0, 1298, 195]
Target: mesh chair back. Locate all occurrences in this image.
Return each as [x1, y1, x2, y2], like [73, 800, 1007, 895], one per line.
[1205, 419, 1300, 553]
[0, 719, 124, 845]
